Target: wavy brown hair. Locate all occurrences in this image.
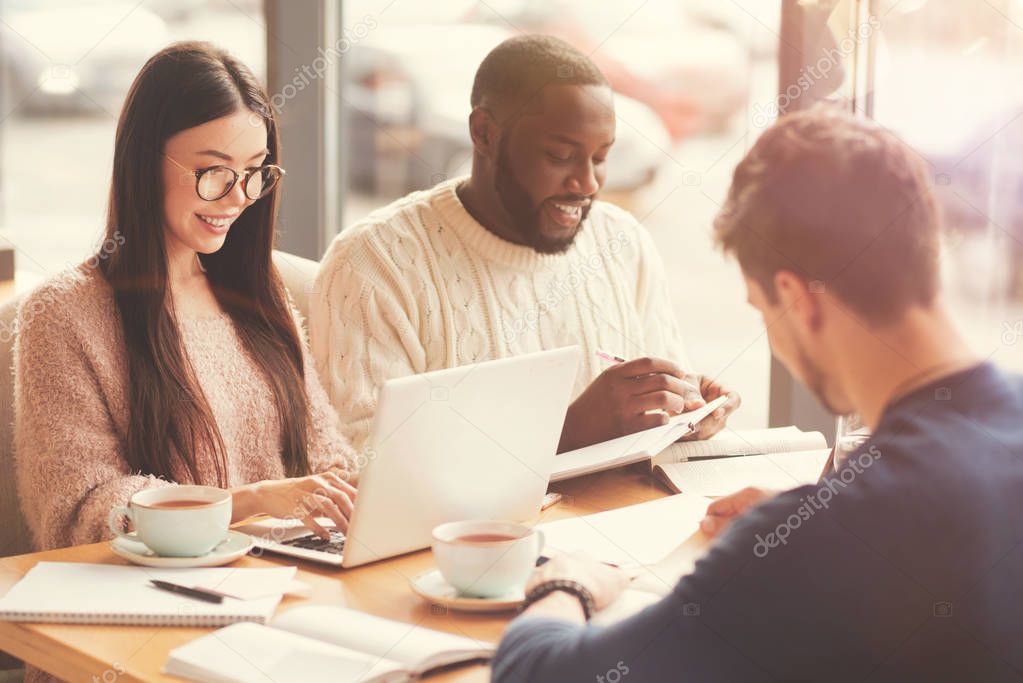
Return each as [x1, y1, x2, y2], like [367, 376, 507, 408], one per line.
[99, 42, 311, 486]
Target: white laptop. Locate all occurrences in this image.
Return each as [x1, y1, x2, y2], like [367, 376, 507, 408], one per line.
[240, 346, 581, 567]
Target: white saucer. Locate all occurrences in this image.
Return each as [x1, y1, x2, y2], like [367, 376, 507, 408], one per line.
[111, 530, 253, 568]
[410, 569, 525, 613]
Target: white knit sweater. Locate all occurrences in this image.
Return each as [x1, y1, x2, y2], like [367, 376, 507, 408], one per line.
[309, 178, 691, 453]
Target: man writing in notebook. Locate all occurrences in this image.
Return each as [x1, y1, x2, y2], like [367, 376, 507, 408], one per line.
[490, 107, 1023, 681]
[309, 35, 739, 455]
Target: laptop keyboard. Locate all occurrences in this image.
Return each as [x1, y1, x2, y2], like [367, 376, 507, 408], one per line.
[280, 530, 346, 555]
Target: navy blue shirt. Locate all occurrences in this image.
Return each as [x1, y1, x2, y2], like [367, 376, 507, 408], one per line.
[493, 362, 1023, 682]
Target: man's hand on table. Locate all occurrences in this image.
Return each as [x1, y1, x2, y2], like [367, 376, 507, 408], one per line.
[699, 486, 775, 539]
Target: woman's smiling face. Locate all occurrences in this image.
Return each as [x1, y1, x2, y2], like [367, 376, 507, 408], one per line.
[161, 110, 268, 257]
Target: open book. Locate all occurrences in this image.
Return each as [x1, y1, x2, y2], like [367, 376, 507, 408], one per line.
[551, 422, 825, 483]
[550, 396, 729, 482]
[164, 605, 494, 683]
[652, 426, 828, 465]
[654, 435, 830, 497]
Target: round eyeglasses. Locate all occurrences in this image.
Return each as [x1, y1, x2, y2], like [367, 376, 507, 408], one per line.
[165, 154, 285, 201]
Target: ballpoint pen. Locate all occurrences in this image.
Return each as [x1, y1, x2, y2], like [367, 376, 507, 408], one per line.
[150, 579, 225, 604]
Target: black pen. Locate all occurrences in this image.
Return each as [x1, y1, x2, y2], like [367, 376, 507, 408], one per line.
[150, 579, 224, 604]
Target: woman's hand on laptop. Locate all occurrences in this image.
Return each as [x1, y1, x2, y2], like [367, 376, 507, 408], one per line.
[559, 357, 696, 452]
[700, 486, 774, 539]
[231, 470, 358, 540]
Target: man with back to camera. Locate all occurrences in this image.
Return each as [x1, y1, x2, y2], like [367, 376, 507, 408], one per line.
[309, 35, 740, 456]
[489, 106, 1023, 682]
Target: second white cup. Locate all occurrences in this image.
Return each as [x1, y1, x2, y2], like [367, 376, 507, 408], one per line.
[432, 520, 544, 598]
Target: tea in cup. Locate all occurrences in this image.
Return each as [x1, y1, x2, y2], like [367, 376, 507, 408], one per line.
[107, 485, 232, 557]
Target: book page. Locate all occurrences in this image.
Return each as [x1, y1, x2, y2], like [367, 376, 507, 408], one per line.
[655, 448, 832, 497]
[164, 622, 406, 683]
[271, 605, 493, 670]
[652, 427, 828, 465]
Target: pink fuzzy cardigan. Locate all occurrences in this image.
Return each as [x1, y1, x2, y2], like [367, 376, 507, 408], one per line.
[13, 263, 357, 552]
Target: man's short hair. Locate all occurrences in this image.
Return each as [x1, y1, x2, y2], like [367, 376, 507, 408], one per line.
[714, 105, 941, 323]
[470, 35, 608, 121]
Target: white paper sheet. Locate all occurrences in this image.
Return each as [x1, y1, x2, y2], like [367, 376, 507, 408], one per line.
[536, 493, 712, 567]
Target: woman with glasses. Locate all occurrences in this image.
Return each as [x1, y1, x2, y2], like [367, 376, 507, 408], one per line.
[13, 42, 358, 555]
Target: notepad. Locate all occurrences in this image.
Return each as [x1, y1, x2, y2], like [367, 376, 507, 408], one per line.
[164, 605, 495, 683]
[0, 562, 290, 626]
[550, 396, 729, 482]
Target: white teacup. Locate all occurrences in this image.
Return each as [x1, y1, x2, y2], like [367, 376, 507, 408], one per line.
[432, 520, 545, 598]
[107, 486, 232, 557]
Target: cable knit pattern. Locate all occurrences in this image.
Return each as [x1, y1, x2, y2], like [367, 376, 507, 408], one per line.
[13, 263, 356, 553]
[310, 177, 691, 453]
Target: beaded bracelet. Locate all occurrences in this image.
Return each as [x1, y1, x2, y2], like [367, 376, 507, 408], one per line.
[520, 579, 596, 621]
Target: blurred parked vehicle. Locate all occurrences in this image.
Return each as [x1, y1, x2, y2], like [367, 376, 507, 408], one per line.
[0, 0, 167, 116]
[463, 0, 750, 138]
[346, 24, 672, 198]
[930, 106, 1023, 299]
[876, 39, 1023, 300]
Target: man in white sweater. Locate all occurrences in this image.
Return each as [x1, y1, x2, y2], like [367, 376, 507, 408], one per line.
[310, 35, 739, 455]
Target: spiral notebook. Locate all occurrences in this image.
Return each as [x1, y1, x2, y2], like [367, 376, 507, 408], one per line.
[0, 562, 285, 626]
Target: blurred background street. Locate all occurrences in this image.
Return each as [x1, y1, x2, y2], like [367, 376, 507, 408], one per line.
[3, 0, 1022, 430]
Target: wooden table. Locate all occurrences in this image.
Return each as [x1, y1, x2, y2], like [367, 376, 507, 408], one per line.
[0, 466, 700, 683]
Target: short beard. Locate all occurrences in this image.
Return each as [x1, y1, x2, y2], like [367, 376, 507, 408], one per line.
[798, 344, 842, 415]
[493, 136, 589, 254]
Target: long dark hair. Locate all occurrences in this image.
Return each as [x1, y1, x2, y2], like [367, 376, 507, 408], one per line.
[99, 41, 311, 486]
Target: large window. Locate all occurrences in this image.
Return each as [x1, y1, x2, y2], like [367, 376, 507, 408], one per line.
[339, 0, 783, 429]
[0, 0, 266, 279]
[8, 1, 1013, 430]
[863, 0, 1023, 374]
